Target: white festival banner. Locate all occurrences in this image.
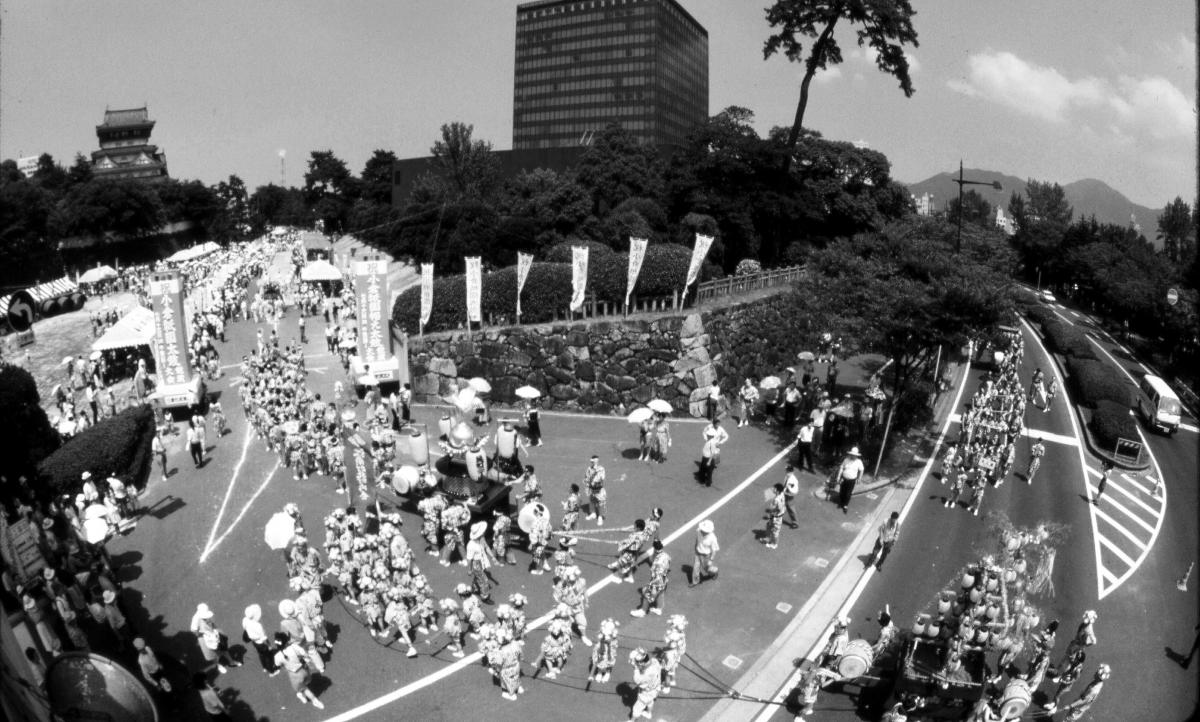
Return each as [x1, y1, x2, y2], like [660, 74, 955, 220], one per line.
[419, 263, 434, 326]
[626, 237, 648, 307]
[570, 246, 589, 312]
[684, 233, 714, 292]
[516, 252, 533, 318]
[465, 256, 482, 324]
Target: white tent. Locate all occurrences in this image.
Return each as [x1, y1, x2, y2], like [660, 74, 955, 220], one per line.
[300, 260, 343, 282]
[165, 241, 221, 263]
[79, 265, 118, 284]
[91, 306, 156, 351]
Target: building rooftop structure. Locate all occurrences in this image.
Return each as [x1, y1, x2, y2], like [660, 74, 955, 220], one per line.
[91, 106, 169, 182]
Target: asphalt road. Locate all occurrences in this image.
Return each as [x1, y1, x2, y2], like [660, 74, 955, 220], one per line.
[770, 305, 1199, 721]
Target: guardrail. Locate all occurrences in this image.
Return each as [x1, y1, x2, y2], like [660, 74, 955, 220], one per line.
[694, 264, 806, 304]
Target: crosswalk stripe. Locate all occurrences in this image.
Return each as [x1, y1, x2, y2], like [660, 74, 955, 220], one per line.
[1100, 566, 1119, 586]
[1088, 468, 1162, 517]
[1093, 507, 1150, 550]
[1087, 484, 1156, 534]
[1117, 472, 1155, 497]
[1099, 534, 1137, 568]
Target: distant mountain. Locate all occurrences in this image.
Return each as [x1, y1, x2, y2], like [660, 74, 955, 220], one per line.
[905, 169, 1162, 234]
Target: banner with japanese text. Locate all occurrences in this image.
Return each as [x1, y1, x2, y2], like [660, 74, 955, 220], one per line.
[342, 431, 375, 502]
[148, 271, 191, 385]
[354, 260, 390, 363]
[626, 237, 648, 307]
[465, 256, 482, 323]
[570, 246, 589, 312]
[684, 233, 714, 292]
[419, 263, 434, 326]
[516, 252, 533, 318]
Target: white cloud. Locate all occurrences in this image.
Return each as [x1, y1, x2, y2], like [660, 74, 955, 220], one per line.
[814, 65, 843, 84]
[1158, 34, 1197, 70]
[948, 50, 1195, 140]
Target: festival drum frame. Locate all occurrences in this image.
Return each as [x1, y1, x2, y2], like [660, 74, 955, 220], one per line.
[836, 638, 875, 680]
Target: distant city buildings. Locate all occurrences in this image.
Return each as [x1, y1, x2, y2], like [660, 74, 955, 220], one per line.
[512, 0, 708, 149]
[913, 192, 935, 216]
[91, 107, 169, 182]
[995, 207, 1015, 235]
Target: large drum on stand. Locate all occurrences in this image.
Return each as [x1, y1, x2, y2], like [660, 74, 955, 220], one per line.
[518, 502, 548, 533]
[998, 678, 1031, 718]
[836, 639, 875, 680]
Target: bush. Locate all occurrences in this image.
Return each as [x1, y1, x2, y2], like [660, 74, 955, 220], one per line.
[1091, 400, 1139, 449]
[1042, 319, 1085, 355]
[1065, 337, 1097, 360]
[0, 363, 60, 488]
[735, 259, 763, 276]
[393, 244, 697, 333]
[1067, 357, 1132, 409]
[37, 405, 156, 500]
[892, 379, 936, 433]
[1025, 306, 1056, 326]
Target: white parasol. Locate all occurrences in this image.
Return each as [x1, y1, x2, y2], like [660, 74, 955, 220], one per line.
[83, 503, 114, 521]
[341, 410, 358, 424]
[451, 388, 477, 413]
[627, 408, 653, 424]
[264, 512, 298, 550]
[648, 399, 672, 414]
[514, 385, 542, 400]
[467, 377, 492, 394]
[82, 517, 111, 544]
[282, 420, 300, 434]
[61, 356, 73, 367]
[90, 350, 103, 361]
[759, 376, 782, 390]
[797, 351, 815, 361]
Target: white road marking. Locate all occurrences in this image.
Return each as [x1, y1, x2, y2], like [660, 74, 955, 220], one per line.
[1100, 566, 1119, 586]
[1098, 534, 1138, 568]
[1093, 507, 1149, 550]
[199, 460, 281, 563]
[1087, 468, 1159, 518]
[1087, 484, 1156, 535]
[750, 338, 974, 722]
[322, 436, 800, 722]
[199, 427, 254, 560]
[1180, 422, 1199, 433]
[1117, 471, 1155, 497]
[947, 414, 1078, 447]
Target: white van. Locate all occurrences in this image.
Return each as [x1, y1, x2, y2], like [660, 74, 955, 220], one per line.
[1138, 374, 1182, 434]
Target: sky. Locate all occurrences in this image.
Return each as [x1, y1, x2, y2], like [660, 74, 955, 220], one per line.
[1, 1, 1195, 208]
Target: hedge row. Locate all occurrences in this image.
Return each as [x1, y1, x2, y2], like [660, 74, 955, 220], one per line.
[1040, 319, 1097, 359]
[393, 244, 696, 333]
[1024, 306, 1056, 327]
[1066, 356, 1132, 409]
[1091, 399, 1139, 449]
[37, 405, 156, 500]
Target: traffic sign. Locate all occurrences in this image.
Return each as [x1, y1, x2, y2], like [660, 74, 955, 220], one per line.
[6, 291, 35, 332]
[1167, 287, 1178, 306]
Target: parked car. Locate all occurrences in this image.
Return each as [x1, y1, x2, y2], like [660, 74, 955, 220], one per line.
[1039, 289, 1056, 303]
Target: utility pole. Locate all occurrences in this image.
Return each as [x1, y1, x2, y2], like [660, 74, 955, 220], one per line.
[952, 160, 1003, 253]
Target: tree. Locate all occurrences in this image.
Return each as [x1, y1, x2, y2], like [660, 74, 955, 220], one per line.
[496, 168, 591, 249]
[0, 364, 60, 498]
[52, 178, 164, 240]
[304, 150, 358, 230]
[763, 0, 919, 172]
[360, 149, 399, 206]
[1008, 179, 1073, 283]
[428, 123, 500, 201]
[211, 174, 250, 239]
[66, 153, 94, 188]
[249, 183, 311, 230]
[1156, 196, 1194, 266]
[32, 153, 69, 194]
[0, 180, 56, 284]
[948, 188, 993, 227]
[156, 179, 221, 227]
[574, 123, 666, 215]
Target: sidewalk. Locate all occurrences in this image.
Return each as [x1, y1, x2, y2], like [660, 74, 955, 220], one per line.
[700, 358, 969, 721]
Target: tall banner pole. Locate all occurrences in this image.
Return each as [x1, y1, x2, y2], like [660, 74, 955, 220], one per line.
[516, 252, 533, 325]
[682, 233, 714, 304]
[148, 270, 192, 386]
[570, 246, 588, 319]
[626, 237, 648, 314]
[465, 256, 482, 341]
[419, 263, 434, 338]
[353, 258, 390, 364]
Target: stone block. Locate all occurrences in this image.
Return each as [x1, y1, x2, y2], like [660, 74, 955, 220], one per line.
[693, 362, 717, 390]
[685, 346, 712, 365]
[655, 376, 675, 387]
[688, 400, 708, 418]
[557, 352, 576, 371]
[457, 357, 484, 379]
[545, 366, 574, 384]
[610, 375, 637, 391]
[647, 360, 671, 377]
[413, 372, 440, 396]
[524, 370, 547, 388]
[544, 336, 566, 355]
[567, 344, 590, 361]
[576, 359, 596, 382]
[681, 313, 705, 338]
[688, 386, 711, 403]
[566, 331, 590, 347]
[676, 381, 694, 397]
[672, 357, 702, 375]
[612, 346, 634, 361]
[509, 350, 533, 367]
[428, 357, 457, 377]
[632, 384, 654, 403]
[591, 401, 614, 415]
[578, 389, 598, 406]
[550, 384, 579, 400]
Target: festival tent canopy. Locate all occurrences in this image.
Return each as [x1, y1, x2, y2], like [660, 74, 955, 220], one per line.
[91, 306, 155, 351]
[79, 265, 118, 284]
[299, 260, 343, 282]
[164, 241, 220, 263]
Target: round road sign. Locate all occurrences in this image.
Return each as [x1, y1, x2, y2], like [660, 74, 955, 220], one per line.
[1167, 288, 1179, 306]
[6, 290, 35, 332]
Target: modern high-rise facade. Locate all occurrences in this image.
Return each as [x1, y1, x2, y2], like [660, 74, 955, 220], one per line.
[512, 0, 708, 150]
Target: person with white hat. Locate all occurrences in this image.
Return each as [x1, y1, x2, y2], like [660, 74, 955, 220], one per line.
[628, 647, 663, 719]
[817, 615, 851, 670]
[190, 603, 239, 674]
[81, 472, 99, 504]
[241, 604, 279, 676]
[689, 520, 719, 587]
[466, 520, 497, 603]
[134, 637, 172, 691]
[660, 615, 687, 693]
[1056, 610, 1098, 675]
[101, 589, 132, 651]
[835, 447, 865, 514]
[272, 631, 325, 709]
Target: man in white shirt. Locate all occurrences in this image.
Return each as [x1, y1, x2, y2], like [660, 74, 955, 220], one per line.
[698, 420, 729, 487]
[836, 446, 865, 514]
[783, 465, 801, 528]
[795, 421, 816, 473]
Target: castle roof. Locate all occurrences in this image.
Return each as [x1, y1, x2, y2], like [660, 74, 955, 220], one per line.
[99, 107, 154, 129]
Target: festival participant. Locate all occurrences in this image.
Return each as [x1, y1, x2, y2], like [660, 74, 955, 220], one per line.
[610, 519, 648, 583]
[638, 415, 655, 461]
[491, 508, 515, 565]
[559, 484, 582, 542]
[417, 491, 446, 556]
[698, 418, 728, 487]
[643, 507, 664, 546]
[465, 522, 496, 603]
[437, 598, 468, 658]
[1043, 648, 1086, 712]
[762, 484, 787, 549]
[583, 455, 608, 525]
[737, 378, 759, 427]
[1056, 610, 1098, 674]
[628, 647, 663, 720]
[524, 398, 542, 446]
[589, 618, 620, 683]
[630, 541, 670, 617]
[506, 593, 529, 641]
[871, 512, 901, 571]
[817, 615, 850, 670]
[689, 519, 719, 587]
[496, 628, 526, 701]
[652, 412, 672, 463]
[272, 632, 325, 709]
[1026, 437, 1045, 484]
[660, 614, 687, 693]
[190, 603, 240, 675]
[532, 618, 574, 679]
[967, 475, 987, 517]
[873, 605, 898, 657]
[552, 566, 593, 646]
[1059, 664, 1108, 721]
[510, 464, 542, 507]
[134, 638, 173, 691]
[527, 503, 553, 575]
[241, 604, 279, 676]
[835, 447, 864, 513]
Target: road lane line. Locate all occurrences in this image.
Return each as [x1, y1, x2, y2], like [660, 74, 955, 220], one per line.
[199, 426, 254, 560]
[1086, 485, 1155, 535]
[1098, 534, 1138, 568]
[199, 460, 281, 563]
[948, 414, 1078, 447]
[1093, 507, 1149, 550]
[1100, 566, 1119, 586]
[748, 342, 974, 722]
[322, 438, 799, 721]
[1180, 422, 1199, 433]
[1117, 471, 1155, 497]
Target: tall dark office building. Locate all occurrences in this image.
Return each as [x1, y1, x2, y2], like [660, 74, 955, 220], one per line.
[512, 0, 708, 150]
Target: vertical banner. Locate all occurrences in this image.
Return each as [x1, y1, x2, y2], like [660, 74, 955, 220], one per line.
[465, 256, 483, 324]
[626, 237, 648, 308]
[570, 246, 589, 312]
[684, 233, 715, 292]
[342, 431, 375, 502]
[515, 252, 533, 320]
[354, 259, 390, 363]
[419, 263, 434, 327]
[148, 271, 192, 385]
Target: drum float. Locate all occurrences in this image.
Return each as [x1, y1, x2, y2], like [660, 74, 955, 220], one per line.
[836, 639, 874, 679]
[998, 678, 1031, 718]
[518, 502, 548, 533]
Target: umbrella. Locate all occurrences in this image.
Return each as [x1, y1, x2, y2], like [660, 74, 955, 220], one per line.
[453, 388, 477, 413]
[467, 377, 492, 394]
[84, 503, 113, 521]
[648, 399, 672, 414]
[797, 351, 815, 361]
[282, 420, 300, 434]
[515, 385, 541, 400]
[759, 376, 782, 390]
[90, 350, 102, 361]
[264, 512, 297, 550]
[627, 408, 653, 424]
[785, 366, 796, 375]
[79, 265, 118, 284]
[829, 402, 856, 419]
[393, 466, 420, 494]
[83, 517, 111, 544]
[61, 356, 73, 367]
[341, 410, 358, 423]
[339, 338, 357, 349]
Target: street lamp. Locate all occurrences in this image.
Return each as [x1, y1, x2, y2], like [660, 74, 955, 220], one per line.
[952, 159, 1003, 252]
